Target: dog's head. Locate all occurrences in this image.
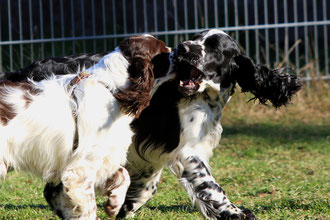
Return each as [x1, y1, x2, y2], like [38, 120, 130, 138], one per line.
[116, 34, 174, 117]
[173, 29, 301, 107]
[172, 29, 240, 96]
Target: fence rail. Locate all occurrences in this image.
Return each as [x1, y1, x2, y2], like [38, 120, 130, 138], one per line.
[0, 0, 329, 82]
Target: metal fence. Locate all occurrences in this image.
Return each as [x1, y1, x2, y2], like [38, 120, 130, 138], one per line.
[0, 0, 329, 81]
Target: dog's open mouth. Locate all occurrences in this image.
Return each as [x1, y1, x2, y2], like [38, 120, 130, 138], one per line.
[175, 60, 203, 96]
[173, 51, 204, 96]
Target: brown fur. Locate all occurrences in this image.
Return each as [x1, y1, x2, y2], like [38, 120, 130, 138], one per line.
[115, 35, 170, 117]
[0, 81, 41, 125]
[104, 167, 130, 217]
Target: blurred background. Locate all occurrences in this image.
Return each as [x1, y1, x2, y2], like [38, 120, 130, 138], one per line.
[0, 0, 329, 85]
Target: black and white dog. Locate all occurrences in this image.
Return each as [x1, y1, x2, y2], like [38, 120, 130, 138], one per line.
[1, 29, 301, 219]
[0, 34, 175, 219]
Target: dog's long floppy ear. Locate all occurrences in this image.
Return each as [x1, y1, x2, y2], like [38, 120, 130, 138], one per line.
[114, 56, 154, 118]
[232, 54, 302, 108]
[115, 36, 157, 117]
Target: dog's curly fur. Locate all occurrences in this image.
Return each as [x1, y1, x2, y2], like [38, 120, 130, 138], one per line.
[231, 54, 302, 107]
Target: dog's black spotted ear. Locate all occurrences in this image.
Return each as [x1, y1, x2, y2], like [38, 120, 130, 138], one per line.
[232, 54, 302, 108]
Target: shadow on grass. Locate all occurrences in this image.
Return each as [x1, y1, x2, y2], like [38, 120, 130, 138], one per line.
[147, 204, 196, 213]
[223, 123, 330, 143]
[0, 204, 49, 210]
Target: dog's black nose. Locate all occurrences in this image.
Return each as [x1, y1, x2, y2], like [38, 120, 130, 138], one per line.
[178, 43, 190, 54]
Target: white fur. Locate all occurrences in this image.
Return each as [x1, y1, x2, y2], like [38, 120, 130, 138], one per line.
[0, 47, 173, 219]
[173, 83, 225, 161]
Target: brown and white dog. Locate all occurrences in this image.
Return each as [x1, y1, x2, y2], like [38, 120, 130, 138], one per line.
[0, 35, 174, 219]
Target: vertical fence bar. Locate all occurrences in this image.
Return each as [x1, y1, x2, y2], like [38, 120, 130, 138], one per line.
[153, 0, 158, 32]
[303, 0, 310, 85]
[8, 0, 13, 71]
[244, 0, 249, 57]
[18, 0, 23, 67]
[174, 0, 178, 46]
[284, 0, 289, 67]
[133, 0, 137, 33]
[323, 0, 329, 75]
[39, 0, 45, 58]
[112, 0, 117, 45]
[254, 0, 260, 63]
[293, 0, 299, 70]
[50, 0, 55, 56]
[102, 0, 107, 51]
[184, 0, 188, 40]
[194, 0, 198, 29]
[274, 0, 279, 65]
[60, 0, 65, 55]
[164, 0, 168, 44]
[81, 0, 86, 52]
[70, 0, 76, 53]
[214, 0, 218, 28]
[143, 0, 148, 32]
[123, 0, 127, 33]
[224, 0, 228, 27]
[313, 0, 319, 76]
[234, 0, 239, 42]
[29, 0, 34, 62]
[91, 0, 96, 52]
[264, 0, 269, 65]
[204, 0, 208, 29]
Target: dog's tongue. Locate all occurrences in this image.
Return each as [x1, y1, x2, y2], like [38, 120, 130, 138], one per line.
[180, 79, 195, 87]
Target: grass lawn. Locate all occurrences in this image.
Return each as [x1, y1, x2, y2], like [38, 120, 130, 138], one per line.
[0, 82, 329, 219]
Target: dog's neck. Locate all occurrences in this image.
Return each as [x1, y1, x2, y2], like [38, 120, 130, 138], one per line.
[84, 47, 130, 92]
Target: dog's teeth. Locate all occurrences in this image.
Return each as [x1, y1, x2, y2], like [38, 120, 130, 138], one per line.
[180, 80, 184, 86]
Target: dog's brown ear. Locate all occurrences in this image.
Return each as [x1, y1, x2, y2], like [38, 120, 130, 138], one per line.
[232, 54, 302, 108]
[115, 35, 169, 117]
[114, 57, 154, 118]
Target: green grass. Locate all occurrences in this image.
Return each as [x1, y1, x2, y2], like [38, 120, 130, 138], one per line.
[1, 83, 329, 219]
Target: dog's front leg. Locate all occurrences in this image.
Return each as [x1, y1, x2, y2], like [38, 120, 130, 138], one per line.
[169, 154, 256, 220]
[0, 161, 7, 179]
[60, 159, 98, 220]
[44, 162, 98, 220]
[103, 166, 131, 217]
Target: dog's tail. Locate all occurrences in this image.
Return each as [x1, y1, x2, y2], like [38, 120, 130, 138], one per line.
[0, 69, 33, 82]
[232, 54, 302, 108]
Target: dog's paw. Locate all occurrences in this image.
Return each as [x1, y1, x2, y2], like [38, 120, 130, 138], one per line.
[242, 208, 256, 220]
[218, 208, 256, 220]
[104, 194, 122, 217]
